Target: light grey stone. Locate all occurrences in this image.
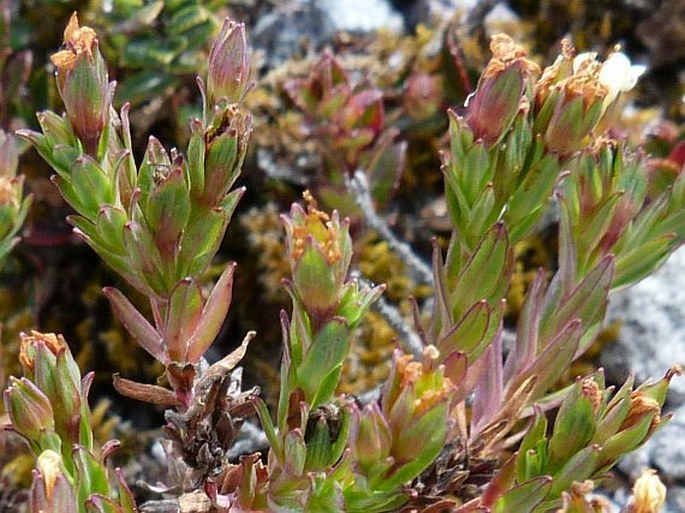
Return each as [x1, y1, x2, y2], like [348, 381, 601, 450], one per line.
[318, 0, 404, 33]
[600, 246, 685, 408]
[648, 406, 685, 481]
[616, 406, 685, 509]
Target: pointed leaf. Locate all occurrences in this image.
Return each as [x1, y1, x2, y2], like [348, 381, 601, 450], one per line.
[185, 262, 237, 362]
[103, 287, 165, 363]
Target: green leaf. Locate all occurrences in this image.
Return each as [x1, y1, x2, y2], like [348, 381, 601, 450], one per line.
[204, 129, 239, 204]
[547, 381, 597, 474]
[116, 70, 174, 107]
[95, 206, 128, 256]
[186, 121, 206, 195]
[506, 154, 560, 243]
[540, 256, 614, 352]
[69, 156, 115, 218]
[297, 319, 350, 405]
[136, 136, 170, 206]
[146, 165, 190, 257]
[549, 444, 602, 498]
[451, 223, 512, 317]
[164, 278, 203, 362]
[103, 287, 164, 363]
[492, 476, 552, 513]
[516, 408, 548, 481]
[377, 404, 448, 491]
[614, 234, 676, 289]
[73, 447, 110, 507]
[167, 5, 209, 35]
[438, 300, 490, 356]
[122, 219, 169, 295]
[186, 263, 236, 363]
[284, 428, 307, 476]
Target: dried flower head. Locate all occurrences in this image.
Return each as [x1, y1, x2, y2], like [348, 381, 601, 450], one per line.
[632, 469, 666, 513]
[392, 347, 452, 416]
[464, 34, 540, 144]
[581, 376, 602, 415]
[620, 391, 661, 432]
[49, 12, 109, 156]
[19, 331, 67, 372]
[49, 13, 97, 71]
[484, 34, 541, 79]
[563, 53, 608, 109]
[535, 39, 575, 105]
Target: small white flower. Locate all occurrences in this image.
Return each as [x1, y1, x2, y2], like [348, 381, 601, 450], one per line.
[573, 50, 646, 113]
[598, 51, 647, 106]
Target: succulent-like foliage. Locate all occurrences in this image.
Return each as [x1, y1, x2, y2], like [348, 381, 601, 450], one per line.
[3, 332, 136, 513]
[7, 11, 684, 513]
[18, 13, 251, 407]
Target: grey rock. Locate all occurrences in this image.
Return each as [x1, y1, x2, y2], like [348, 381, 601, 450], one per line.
[396, 0, 478, 31]
[252, 2, 337, 69]
[666, 485, 685, 512]
[600, 246, 685, 408]
[616, 405, 685, 510]
[318, 0, 404, 33]
[426, 0, 478, 18]
[600, 247, 685, 501]
[648, 405, 685, 480]
[252, 0, 405, 69]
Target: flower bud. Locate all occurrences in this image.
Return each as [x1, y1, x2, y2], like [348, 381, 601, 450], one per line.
[464, 34, 540, 144]
[352, 403, 392, 469]
[19, 331, 84, 446]
[50, 13, 110, 157]
[207, 18, 250, 107]
[3, 376, 55, 443]
[203, 105, 251, 206]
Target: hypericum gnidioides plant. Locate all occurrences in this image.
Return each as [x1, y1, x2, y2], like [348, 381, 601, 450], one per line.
[3, 331, 136, 513]
[18, 12, 259, 491]
[402, 34, 684, 512]
[18, 11, 250, 402]
[12, 12, 683, 513]
[236, 194, 454, 512]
